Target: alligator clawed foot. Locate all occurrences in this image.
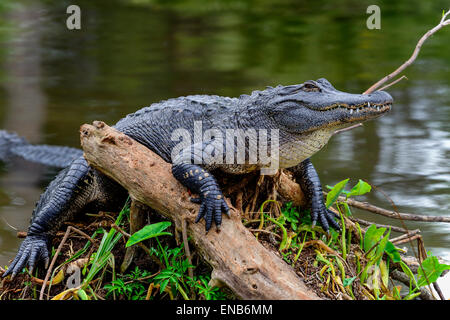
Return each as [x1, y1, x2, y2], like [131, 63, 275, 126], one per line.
[311, 203, 341, 234]
[2, 234, 49, 279]
[190, 191, 230, 232]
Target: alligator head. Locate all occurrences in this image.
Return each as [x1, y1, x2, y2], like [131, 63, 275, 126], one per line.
[237, 78, 393, 168]
[262, 78, 393, 134]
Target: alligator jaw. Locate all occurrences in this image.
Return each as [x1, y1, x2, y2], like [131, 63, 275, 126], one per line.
[301, 88, 394, 129]
[330, 100, 392, 122]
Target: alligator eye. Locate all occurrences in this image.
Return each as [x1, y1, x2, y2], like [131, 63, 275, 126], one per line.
[302, 83, 321, 92]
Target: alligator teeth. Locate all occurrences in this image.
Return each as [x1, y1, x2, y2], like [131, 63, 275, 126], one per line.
[367, 103, 370, 108]
[350, 109, 353, 114]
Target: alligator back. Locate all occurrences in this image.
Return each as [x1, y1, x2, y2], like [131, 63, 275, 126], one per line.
[114, 95, 239, 163]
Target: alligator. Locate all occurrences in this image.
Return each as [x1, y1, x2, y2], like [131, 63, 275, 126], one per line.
[0, 130, 83, 168]
[1, 78, 393, 278]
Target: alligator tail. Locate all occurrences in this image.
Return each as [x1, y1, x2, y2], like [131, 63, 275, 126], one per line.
[0, 130, 27, 162]
[0, 130, 83, 168]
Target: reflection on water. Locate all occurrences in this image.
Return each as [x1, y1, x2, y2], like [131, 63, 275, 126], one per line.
[0, 0, 449, 266]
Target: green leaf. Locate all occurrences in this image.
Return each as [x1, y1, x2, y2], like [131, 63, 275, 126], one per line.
[379, 260, 389, 288]
[403, 292, 421, 300]
[346, 179, 371, 198]
[363, 224, 386, 256]
[126, 221, 172, 247]
[417, 255, 450, 287]
[385, 241, 401, 263]
[326, 178, 349, 208]
[392, 285, 401, 300]
[77, 288, 90, 300]
[399, 261, 419, 290]
[343, 276, 357, 287]
[374, 228, 391, 264]
[160, 278, 170, 293]
[360, 260, 373, 283]
[341, 202, 352, 217]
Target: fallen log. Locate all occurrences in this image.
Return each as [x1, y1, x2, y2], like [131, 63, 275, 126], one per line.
[79, 121, 319, 300]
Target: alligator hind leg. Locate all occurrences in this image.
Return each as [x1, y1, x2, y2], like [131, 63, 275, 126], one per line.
[288, 158, 340, 233]
[3, 157, 94, 278]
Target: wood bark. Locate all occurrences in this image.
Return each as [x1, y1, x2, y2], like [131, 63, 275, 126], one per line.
[79, 121, 319, 300]
[120, 200, 148, 273]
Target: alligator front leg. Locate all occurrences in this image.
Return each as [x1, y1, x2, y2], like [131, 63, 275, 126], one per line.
[172, 163, 230, 231]
[172, 141, 230, 232]
[289, 158, 340, 233]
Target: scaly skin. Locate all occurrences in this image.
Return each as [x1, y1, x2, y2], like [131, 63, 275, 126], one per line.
[289, 159, 341, 231]
[1, 78, 393, 277]
[0, 130, 83, 168]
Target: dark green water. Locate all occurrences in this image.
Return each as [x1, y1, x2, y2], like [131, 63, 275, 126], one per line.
[0, 0, 449, 267]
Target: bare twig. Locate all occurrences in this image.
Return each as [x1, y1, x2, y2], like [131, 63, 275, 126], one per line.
[334, 10, 450, 136]
[389, 229, 421, 244]
[39, 226, 72, 300]
[364, 9, 450, 94]
[69, 226, 95, 244]
[181, 218, 194, 281]
[333, 123, 363, 135]
[330, 193, 450, 223]
[377, 75, 408, 92]
[349, 216, 410, 233]
[302, 239, 340, 256]
[392, 234, 421, 245]
[248, 228, 282, 240]
[433, 282, 446, 301]
[2, 217, 18, 231]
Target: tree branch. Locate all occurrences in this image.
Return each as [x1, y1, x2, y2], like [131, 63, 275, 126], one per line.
[364, 9, 450, 95]
[333, 9, 450, 136]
